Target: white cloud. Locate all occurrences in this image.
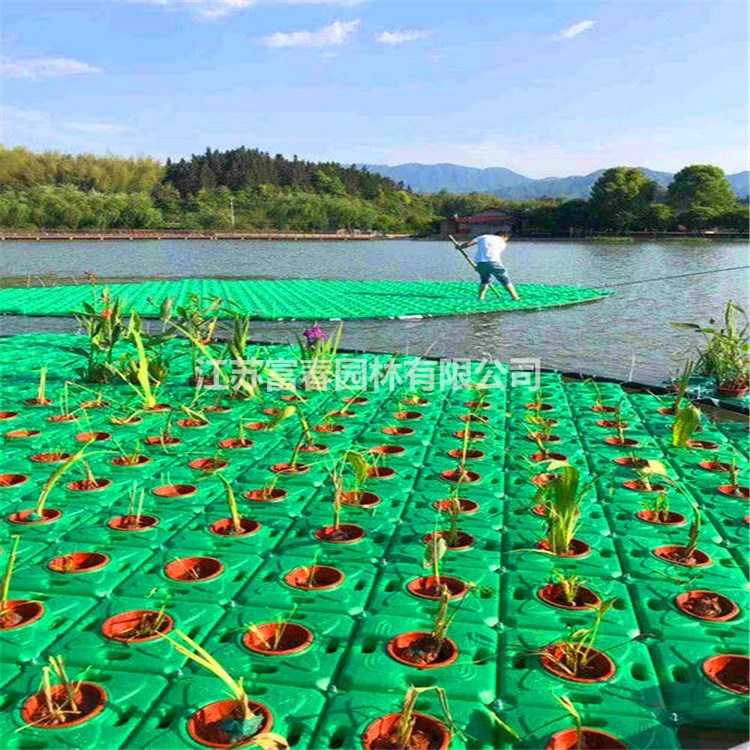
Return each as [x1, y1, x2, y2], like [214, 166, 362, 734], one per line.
[67, 122, 135, 135]
[132, 0, 359, 19]
[1, 106, 134, 145]
[273, 0, 362, 4]
[261, 19, 361, 49]
[132, 0, 255, 20]
[556, 20, 595, 40]
[376, 29, 429, 46]
[1, 56, 102, 80]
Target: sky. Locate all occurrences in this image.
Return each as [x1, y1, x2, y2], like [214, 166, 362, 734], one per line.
[1, 0, 748, 177]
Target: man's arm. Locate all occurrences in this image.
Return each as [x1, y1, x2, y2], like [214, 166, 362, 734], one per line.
[460, 240, 477, 250]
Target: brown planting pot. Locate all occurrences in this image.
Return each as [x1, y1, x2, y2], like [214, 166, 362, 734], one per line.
[241, 622, 314, 656]
[21, 682, 107, 729]
[387, 631, 459, 669]
[362, 712, 451, 750]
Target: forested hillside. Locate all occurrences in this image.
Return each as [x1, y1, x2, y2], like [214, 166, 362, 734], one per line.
[0, 146, 746, 234]
[0, 146, 434, 232]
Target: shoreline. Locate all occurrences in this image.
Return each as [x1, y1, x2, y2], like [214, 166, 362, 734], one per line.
[1, 230, 745, 242]
[0, 231, 411, 242]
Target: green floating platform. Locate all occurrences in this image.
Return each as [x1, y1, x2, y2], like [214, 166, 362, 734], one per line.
[0, 278, 611, 320]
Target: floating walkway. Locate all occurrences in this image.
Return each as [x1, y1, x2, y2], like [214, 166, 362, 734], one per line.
[0, 332, 747, 748]
[0, 278, 611, 320]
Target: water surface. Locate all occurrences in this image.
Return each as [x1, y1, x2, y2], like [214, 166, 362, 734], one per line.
[1, 238, 746, 384]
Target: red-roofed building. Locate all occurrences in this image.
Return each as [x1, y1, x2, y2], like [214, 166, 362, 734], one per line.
[441, 208, 517, 237]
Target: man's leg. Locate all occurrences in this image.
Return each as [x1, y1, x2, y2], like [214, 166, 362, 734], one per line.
[493, 265, 520, 301]
[504, 282, 520, 301]
[476, 262, 491, 299]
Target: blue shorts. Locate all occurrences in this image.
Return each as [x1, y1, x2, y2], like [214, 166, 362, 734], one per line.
[476, 261, 510, 285]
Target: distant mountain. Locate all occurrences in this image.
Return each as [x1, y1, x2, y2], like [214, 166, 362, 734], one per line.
[727, 171, 750, 198]
[360, 162, 749, 200]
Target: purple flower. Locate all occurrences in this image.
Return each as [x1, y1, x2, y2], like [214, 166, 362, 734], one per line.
[303, 325, 327, 347]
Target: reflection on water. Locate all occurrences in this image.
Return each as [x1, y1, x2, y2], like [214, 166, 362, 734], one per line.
[0, 238, 747, 384]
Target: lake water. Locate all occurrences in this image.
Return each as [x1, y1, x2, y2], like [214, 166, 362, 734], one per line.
[1, 238, 747, 385]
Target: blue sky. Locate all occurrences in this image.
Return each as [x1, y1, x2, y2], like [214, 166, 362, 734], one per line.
[1, 0, 747, 176]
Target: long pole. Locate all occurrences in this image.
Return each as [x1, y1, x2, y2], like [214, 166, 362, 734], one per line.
[448, 235, 504, 300]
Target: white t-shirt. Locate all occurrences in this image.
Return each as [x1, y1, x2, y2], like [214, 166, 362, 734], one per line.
[473, 235, 506, 264]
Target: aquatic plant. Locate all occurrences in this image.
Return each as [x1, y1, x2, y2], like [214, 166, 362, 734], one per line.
[539, 599, 616, 678]
[73, 285, 125, 383]
[297, 323, 342, 390]
[538, 465, 595, 556]
[672, 404, 702, 447]
[672, 301, 750, 394]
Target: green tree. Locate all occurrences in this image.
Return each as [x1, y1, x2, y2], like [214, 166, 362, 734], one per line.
[715, 206, 749, 232]
[589, 168, 657, 231]
[678, 206, 720, 231]
[667, 165, 737, 213]
[640, 203, 675, 231]
[555, 199, 591, 232]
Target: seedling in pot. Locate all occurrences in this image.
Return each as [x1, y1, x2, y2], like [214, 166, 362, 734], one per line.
[442, 421, 481, 484]
[213, 475, 258, 536]
[248, 404, 296, 433]
[610, 402, 629, 441]
[47, 383, 80, 423]
[546, 695, 628, 750]
[15, 448, 88, 523]
[408, 531, 471, 599]
[79, 388, 110, 410]
[291, 402, 329, 454]
[583, 378, 613, 413]
[526, 413, 558, 447]
[145, 410, 180, 448]
[536, 465, 595, 557]
[178, 403, 210, 428]
[653, 504, 711, 566]
[362, 686, 458, 750]
[111, 439, 149, 467]
[110, 311, 172, 410]
[672, 300, 750, 397]
[68, 459, 110, 492]
[527, 387, 552, 412]
[424, 532, 449, 588]
[314, 469, 364, 543]
[427, 493, 475, 550]
[0, 535, 44, 630]
[112, 482, 153, 530]
[672, 404, 702, 448]
[170, 294, 223, 384]
[638, 491, 677, 524]
[465, 383, 490, 411]
[159, 629, 282, 747]
[400, 387, 430, 408]
[219, 419, 254, 450]
[24, 367, 52, 407]
[243, 604, 313, 656]
[21, 656, 107, 729]
[104, 588, 173, 643]
[273, 439, 310, 475]
[388, 585, 473, 667]
[109, 404, 144, 426]
[244, 471, 287, 503]
[663, 359, 696, 414]
[73, 285, 125, 384]
[537, 599, 617, 681]
[626, 459, 668, 492]
[716, 452, 750, 499]
[539, 570, 600, 610]
[297, 322, 342, 391]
